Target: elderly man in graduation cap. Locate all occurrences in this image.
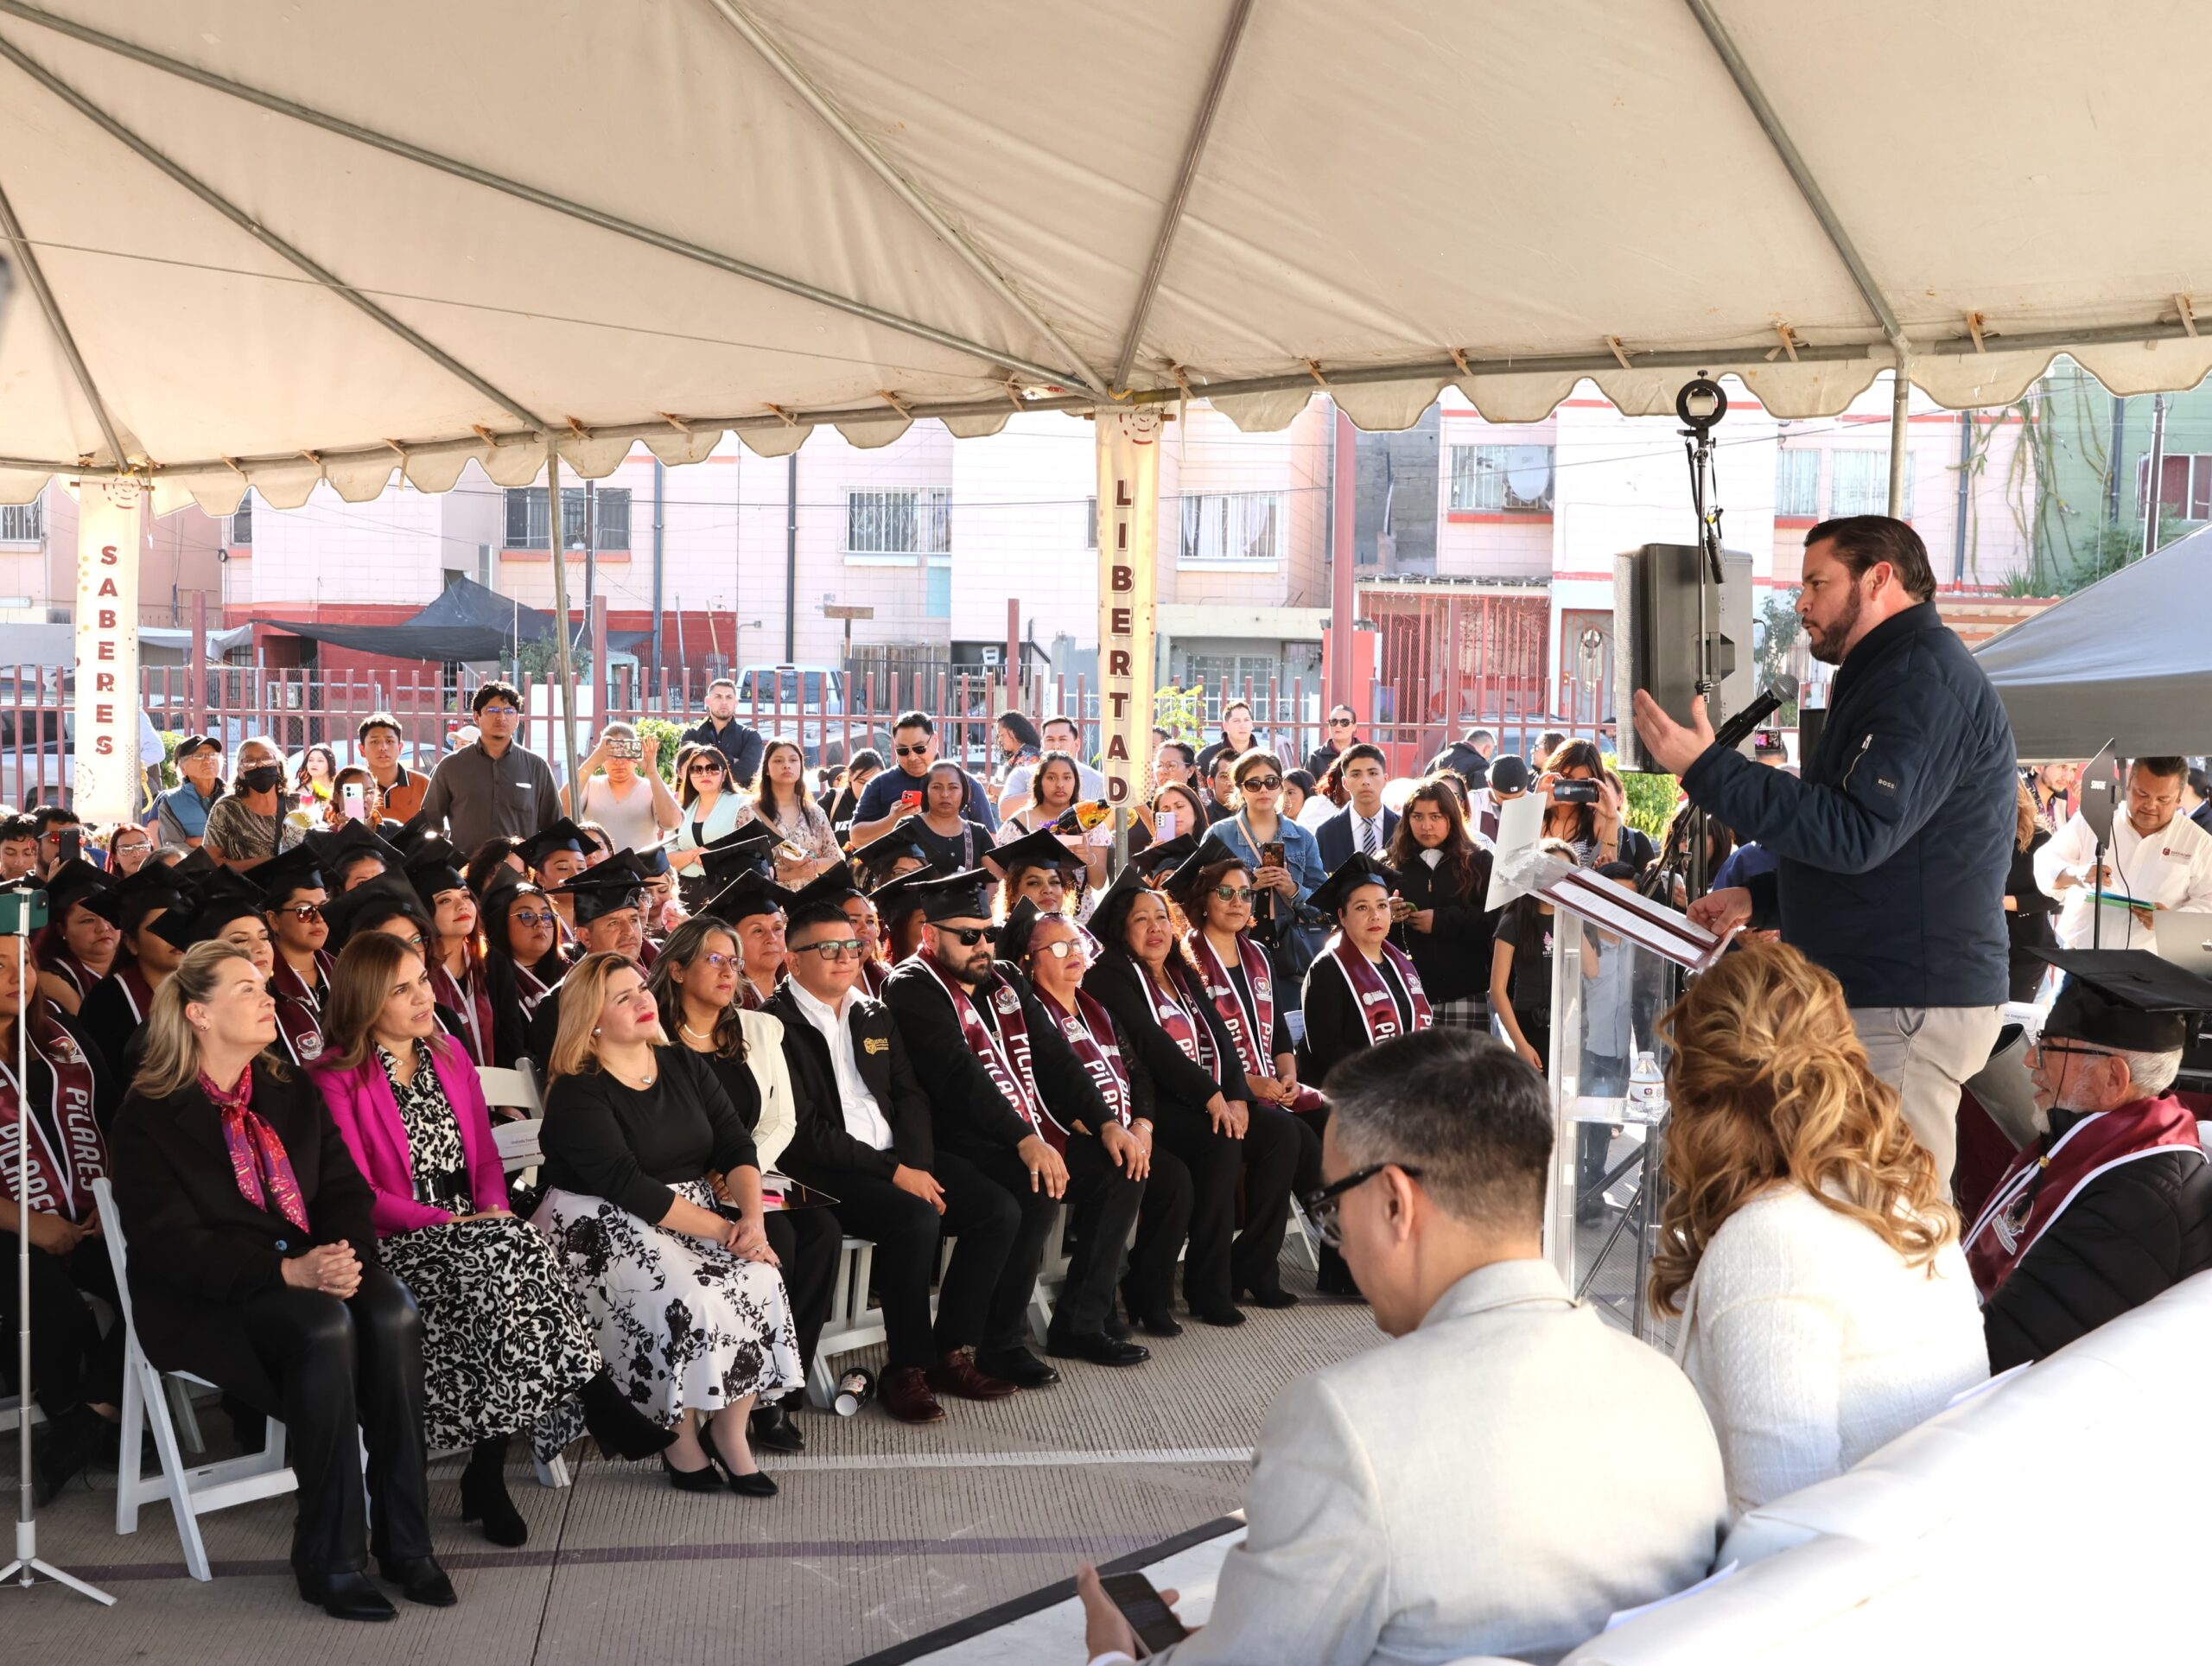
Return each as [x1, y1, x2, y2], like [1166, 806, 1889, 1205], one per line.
[1967, 947, 2212, 1371]
[882, 868, 1151, 1382]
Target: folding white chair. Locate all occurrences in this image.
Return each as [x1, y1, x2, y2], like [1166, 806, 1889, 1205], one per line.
[1285, 1194, 1324, 1275]
[93, 1178, 296, 1582]
[807, 1237, 888, 1408]
[478, 1059, 545, 1122]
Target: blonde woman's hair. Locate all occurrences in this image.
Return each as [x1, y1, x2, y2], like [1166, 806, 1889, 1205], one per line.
[546, 950, 665, 1084]
[132, 940, 290, 1100]
[1649, 938, 1955, 1316]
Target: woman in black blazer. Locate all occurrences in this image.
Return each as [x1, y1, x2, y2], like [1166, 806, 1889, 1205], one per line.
[1383, 779, 1497, 1028]
[108, 940, 447, 1623]
[1079, 856, 1300, 1322]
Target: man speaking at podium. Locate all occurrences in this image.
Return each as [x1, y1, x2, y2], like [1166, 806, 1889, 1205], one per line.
[1634, 515, 2017, 1185]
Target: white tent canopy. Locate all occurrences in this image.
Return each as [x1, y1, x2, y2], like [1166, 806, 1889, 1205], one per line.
[7, 0, 2212, 516]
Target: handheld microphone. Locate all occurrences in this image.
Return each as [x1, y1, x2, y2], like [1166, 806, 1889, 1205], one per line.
[1711, 673, 1797, 754]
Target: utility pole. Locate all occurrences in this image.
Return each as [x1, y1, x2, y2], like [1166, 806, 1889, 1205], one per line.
[2140, 392, 2169, 559]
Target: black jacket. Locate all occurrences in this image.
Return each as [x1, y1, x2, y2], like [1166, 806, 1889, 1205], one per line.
[882, 958, 1109, 1155]
[1981, 1137, 2212, 1373]
[1389, 848, 1497, 1005]
[2003, 830, 2059, 1002]
[1082, 951, 1249, 1132]
[681, 715, 766, 789]
[1681, 602, 2016, 1009]
[109, 1061, 379, 1412]
[767, 984, 936, 1180]
[1427, 741, 1491, 791]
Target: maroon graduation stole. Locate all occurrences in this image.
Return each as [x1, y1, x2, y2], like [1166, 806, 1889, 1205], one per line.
[1966, 1094, 2205, 1297]
[270, 950, 331, 1014]
[430, 957, 494, 1066]
[638, 938, 660, 971]
[859, 958, 889, 999]
[111, 963, 156, 1024]
[1140, 959, 1218, 1080]
[0, 1009, 105, 1222]
[918, 949, 1045, 1135]
[41, 948, 99, 1004]
[1322, 935, 1433, 1046]
[1036, 987, 1131, 1147]
[273, 988, 326, 1065]
[516, 961, 552, 1016]
[739, 971, 781, 1013]
[1183, 930, 1325, 1111]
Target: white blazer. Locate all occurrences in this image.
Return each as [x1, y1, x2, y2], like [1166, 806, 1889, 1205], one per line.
[734, 1008, 797, 1171]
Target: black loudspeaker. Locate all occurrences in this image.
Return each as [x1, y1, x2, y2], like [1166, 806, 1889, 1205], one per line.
[1613, 544, 1754, 773]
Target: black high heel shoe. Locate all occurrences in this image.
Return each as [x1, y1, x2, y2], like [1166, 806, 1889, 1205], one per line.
[582, 1370, 677, 1461]
[661, 1452, 723, 1493]
[704, 1413, 779, 1498]
[459, 1440, 527, 1548]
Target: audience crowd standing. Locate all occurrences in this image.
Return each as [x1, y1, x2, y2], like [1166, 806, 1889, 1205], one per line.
[3, 535, 2209, 1649]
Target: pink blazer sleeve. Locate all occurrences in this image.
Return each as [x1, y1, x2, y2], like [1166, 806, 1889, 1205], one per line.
[312, 1061, 452, 1237]
[435, 1040, 513, 1215]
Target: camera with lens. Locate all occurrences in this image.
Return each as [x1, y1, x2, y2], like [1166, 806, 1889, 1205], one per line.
[1552, 780, 1600, 804]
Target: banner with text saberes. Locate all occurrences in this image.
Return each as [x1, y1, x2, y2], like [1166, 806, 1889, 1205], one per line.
[74, 476, 143, 826]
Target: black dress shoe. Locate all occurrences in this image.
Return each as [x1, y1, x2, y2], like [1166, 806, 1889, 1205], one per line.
[661, 1452, 723, 1493]
[298, 1568, 398, 1622]
[31, 1404, 104, 1505]
[973, 1346, 1060, 1388]
[378, 1555, 457, 1608]
[580, 1370, 677, 1460]
[1134, 1308, 1184, 1338]
[1046, 1331, 1151, 1367]
[749, 1401, 805, 1454]
[1103, 1307, 1133, 1342]
[1189, 1304, 1247, 1327]
[1237, 1283, 1300, 1309]
[459, 1456, 528, 1548]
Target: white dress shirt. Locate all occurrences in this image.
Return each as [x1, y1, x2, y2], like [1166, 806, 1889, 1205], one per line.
[2034, 806, 2212, 951]
[1351, 807, 1389, 856]
[786, 979, 894, 1150]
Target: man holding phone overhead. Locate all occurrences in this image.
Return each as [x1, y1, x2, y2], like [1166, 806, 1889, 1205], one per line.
[848, 711, 997, 846]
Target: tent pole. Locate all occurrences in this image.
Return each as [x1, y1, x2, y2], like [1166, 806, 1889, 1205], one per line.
[2140, 393, 2169, 557]
[545, 450, 581, 794]
[1888, 353, 1910, 518]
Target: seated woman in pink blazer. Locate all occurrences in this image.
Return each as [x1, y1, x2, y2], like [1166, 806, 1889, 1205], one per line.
[311, 932, 671, 1548]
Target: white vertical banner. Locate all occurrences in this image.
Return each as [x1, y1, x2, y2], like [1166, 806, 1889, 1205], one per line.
[1095, 408, 1160, 821]
[73, 476, 143, 826]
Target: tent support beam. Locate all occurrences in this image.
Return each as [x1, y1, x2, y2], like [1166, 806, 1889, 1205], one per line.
[700, 0, 1113, 397]
[0, 29, 551, 435]
[0, 0, 1076, 395]
[1114, 0, 1255, 391]
[0, 173, 129, 469]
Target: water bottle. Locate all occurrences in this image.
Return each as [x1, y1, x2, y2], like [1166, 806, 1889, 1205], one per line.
[1627, 1051, 1666, 1125]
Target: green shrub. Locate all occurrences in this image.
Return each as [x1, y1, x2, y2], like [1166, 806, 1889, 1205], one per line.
[639, 716, 683, 784]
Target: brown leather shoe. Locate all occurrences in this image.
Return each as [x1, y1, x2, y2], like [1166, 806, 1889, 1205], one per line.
[925, 1346, 1020, 1402]
[879, 1366, 947, 1424]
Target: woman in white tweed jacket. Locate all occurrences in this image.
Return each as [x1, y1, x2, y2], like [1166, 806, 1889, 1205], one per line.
[1653, 941, 1989, 1518]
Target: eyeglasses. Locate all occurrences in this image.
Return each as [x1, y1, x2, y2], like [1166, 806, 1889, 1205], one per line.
[510, 909, 557, 929]
[1238, 775, 1281, 792]
[1032, 938, 1089, 962]
[477, 704, 518, 717]
[794, 938, 864, 962]
[396, 932, 425, 951]
[2022, 1038, 2121, 1065]
[894, 743, 931, 759]
[1302, 1161, 1426, 1249]
[273, 904, 323, 921]
[938, 925, 1000, 947]
[1212, 884, 1256, 904]
[693, 951, 738, 970]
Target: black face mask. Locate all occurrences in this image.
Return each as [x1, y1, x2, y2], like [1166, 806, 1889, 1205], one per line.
[238, 765, 284, 795]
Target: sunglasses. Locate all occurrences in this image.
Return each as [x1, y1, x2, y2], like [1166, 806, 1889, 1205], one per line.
[1237, 774, 1281, 792]
[1302, 1161, 1426, 1249]
[1211, 884, 1256, 904]
[273, 903, 323, 922]
[938, 925, 1000, 947]
[690, 761, 726, 774]
[1329, 717, 1354, 728]
[894, 743, 931, 758]
[794, 938, 864, 962]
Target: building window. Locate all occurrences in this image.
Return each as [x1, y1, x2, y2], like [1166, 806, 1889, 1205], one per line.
[1447, 443, 1554, 513]
[925, 558, 951, 619]
[1178, 491, 1285, 563]
[1829, 449, 1913, 518]
[0, 500, 42, 543]
[845, 487, 952, 559]
[1084, 495, 1097, 550]
[227, 492, 251, 547]
[1776, 450, 1821, 518]
[504, 486, 632, 551]
[2138, 452, 2212, 521]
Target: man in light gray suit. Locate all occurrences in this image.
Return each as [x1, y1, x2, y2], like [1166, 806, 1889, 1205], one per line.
[1078, 1031, 1726, 1665]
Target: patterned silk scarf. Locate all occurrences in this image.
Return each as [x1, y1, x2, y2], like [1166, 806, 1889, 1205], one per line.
[200, 1066, 308, 1232]
[918, 950, 1043, 1135]
[1324, 935, 1433, 1046]
[0, 1011, 105, 1222]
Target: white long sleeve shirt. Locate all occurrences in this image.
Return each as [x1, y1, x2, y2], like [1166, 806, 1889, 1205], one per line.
[785, 980, 895, 1151]
[2033, 807, 2212, 952]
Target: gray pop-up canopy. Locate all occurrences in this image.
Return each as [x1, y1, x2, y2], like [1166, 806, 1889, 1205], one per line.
[1974, 526, 2212, 759]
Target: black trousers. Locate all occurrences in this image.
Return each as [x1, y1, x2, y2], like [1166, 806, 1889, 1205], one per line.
[792, 1148, 1020, 1369]
[1285, 1102, 1352, 1292]
[0, 1230, 123, 1417]
[237, 1267, 429, 1578]
[1148, 1103, 1301, 1308]
[959, 1135, 1144, 1350]
[763, 1206, 842, 1377]
[1119, 1145, 1194, 1319]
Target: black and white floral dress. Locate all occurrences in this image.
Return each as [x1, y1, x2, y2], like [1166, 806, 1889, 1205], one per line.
[374, 1042, 600, 1458]
[531, 1049, 802, 1430]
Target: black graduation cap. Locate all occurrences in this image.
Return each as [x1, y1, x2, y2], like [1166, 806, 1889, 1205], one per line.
[318, 872, 430, 950]
[987, 825, 1087, 881]
[899, 867, 997, 924]
[169, 844, 219, 879]
[850, 818, 929, 869]
[403, 837, 469, 914]
[41, 857, 110, 919]
[556, 862, 647, 927]
[696, 822, 779, 894]
[149, 873, 270, 951]
[867, 866, 935, 919]
[629, 842, 673, 880]
[1088, 834, 1197, 924]
[1157, 831, 1243, 901]
[995, 897, 1044, 963]
[791, 860, 862, 910]
[1308, 851, 1402, 917]
[2031, 947, 2212, 1053]
[375, 817, 442, 862]
[303, 820, 388, 885]
[254, 843, 329, 909]
[702, 868, 795, 926]
[519, 817, 591, 872]
[82, 861, 186, 929]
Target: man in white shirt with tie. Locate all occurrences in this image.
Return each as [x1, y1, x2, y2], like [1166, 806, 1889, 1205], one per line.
[2035, 756, 2212, 954]
[1317, 745, 1400, 870]
[768, 899, 1026, 1423]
